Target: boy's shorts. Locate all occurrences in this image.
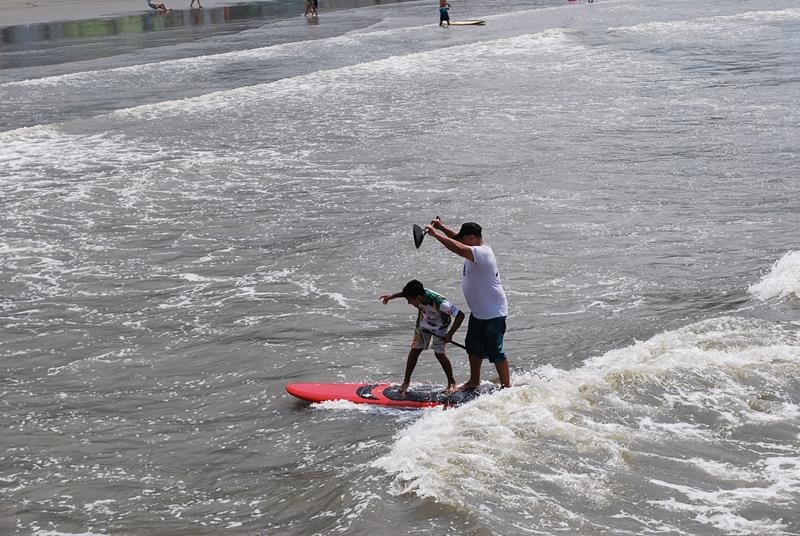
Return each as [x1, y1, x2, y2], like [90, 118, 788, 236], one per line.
[411, 329, 446, 353]
[465, 315, 506, 363]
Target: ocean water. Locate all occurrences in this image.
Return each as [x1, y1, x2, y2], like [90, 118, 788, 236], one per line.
[2, 0, 800, 534]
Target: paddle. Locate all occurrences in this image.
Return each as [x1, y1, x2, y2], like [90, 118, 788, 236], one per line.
[421, 328, 466, 350]
[413, 216, 440, 249]
[413, 224, 427, 249]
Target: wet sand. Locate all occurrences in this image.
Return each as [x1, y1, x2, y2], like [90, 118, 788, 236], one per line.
[0, 0, 225, 27]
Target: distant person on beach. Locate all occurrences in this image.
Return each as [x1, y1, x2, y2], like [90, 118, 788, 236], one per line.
[190, 0, 202, 7]
[380, 279, 464, 394]
[304, 0, 318, 17]
[424, 219, 511, 389]
[439, 0, 450, 26]
[147, 0, 169, 11]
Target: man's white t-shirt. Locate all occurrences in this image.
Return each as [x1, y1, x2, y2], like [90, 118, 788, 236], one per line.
[462, 244, 508, 319]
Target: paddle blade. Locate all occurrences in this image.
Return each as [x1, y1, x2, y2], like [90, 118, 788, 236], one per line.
[413, 224, 425, 249]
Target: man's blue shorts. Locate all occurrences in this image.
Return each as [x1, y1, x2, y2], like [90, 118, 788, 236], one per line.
[465, 315, 506, 363]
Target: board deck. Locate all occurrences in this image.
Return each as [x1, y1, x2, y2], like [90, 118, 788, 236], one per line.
[286, 382, 497, 409]
[450, 20, 486, 26]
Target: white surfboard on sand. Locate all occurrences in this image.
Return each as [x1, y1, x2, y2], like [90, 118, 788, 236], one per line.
[450, 20, 486, 25]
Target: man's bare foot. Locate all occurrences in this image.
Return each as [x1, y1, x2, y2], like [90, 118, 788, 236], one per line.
[398, 382, 409, 395]
[444, 384, 456, 394]
[458, 383, 478, 392]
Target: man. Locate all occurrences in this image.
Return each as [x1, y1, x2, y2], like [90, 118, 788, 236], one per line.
[424, 219, 510, 389]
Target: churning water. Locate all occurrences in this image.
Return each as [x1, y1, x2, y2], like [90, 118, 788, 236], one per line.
[2, 0, 800, 534]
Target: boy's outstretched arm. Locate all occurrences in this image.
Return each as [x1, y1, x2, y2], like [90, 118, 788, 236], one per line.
[379, 292, 403, 305]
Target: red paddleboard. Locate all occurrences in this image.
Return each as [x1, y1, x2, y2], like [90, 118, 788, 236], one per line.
[286, 382, 495, 409]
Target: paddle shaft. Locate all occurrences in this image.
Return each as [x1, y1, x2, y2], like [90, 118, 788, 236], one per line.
[421, 329, 466, 350]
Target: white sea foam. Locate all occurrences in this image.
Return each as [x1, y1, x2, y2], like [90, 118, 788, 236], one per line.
[609, 7, 800, 35]
[179, 272, 227, 283]
[749, 251, 800, 301]
[584, 316, 800, 372]
[375, 316, 800, 530]
[0, 125, 146, 186]
[0, 124, 62, 144]
[1, 6, 580, 92]
[0, 25, 420, 89]
[313, 399, 419, 418]
[106, 28, 575, 122]
[33, 532, 108, 536]
[374, 376, 631, 505]
[683, 457, 762, 482]
[649, 461, 799, 534]
[1, 26, 586, 182]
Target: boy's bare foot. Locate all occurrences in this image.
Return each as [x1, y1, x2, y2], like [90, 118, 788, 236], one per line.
[398, 382, 409, 395]
[444, 384, 456, 393]
[458, 383, 478, 392]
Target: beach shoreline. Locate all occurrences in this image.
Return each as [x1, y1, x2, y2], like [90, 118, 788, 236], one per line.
[0, 0, 237, 29]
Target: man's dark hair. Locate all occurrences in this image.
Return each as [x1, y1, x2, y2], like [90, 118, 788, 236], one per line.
[454, 222, 482, 239]
[401, 279, 425, 299]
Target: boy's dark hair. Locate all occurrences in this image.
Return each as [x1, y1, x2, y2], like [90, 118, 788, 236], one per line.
[401, 279, 425, 299]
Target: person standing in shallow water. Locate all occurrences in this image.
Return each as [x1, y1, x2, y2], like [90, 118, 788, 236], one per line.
[424, 219, 511, 389]
[439, 0, 451, 26]
[304, 0, 318, 17]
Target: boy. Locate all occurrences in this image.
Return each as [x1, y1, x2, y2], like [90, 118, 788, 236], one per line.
[380, 279, 464, 393]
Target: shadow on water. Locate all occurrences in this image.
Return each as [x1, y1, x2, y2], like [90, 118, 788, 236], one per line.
[0, 0, 407, 68]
